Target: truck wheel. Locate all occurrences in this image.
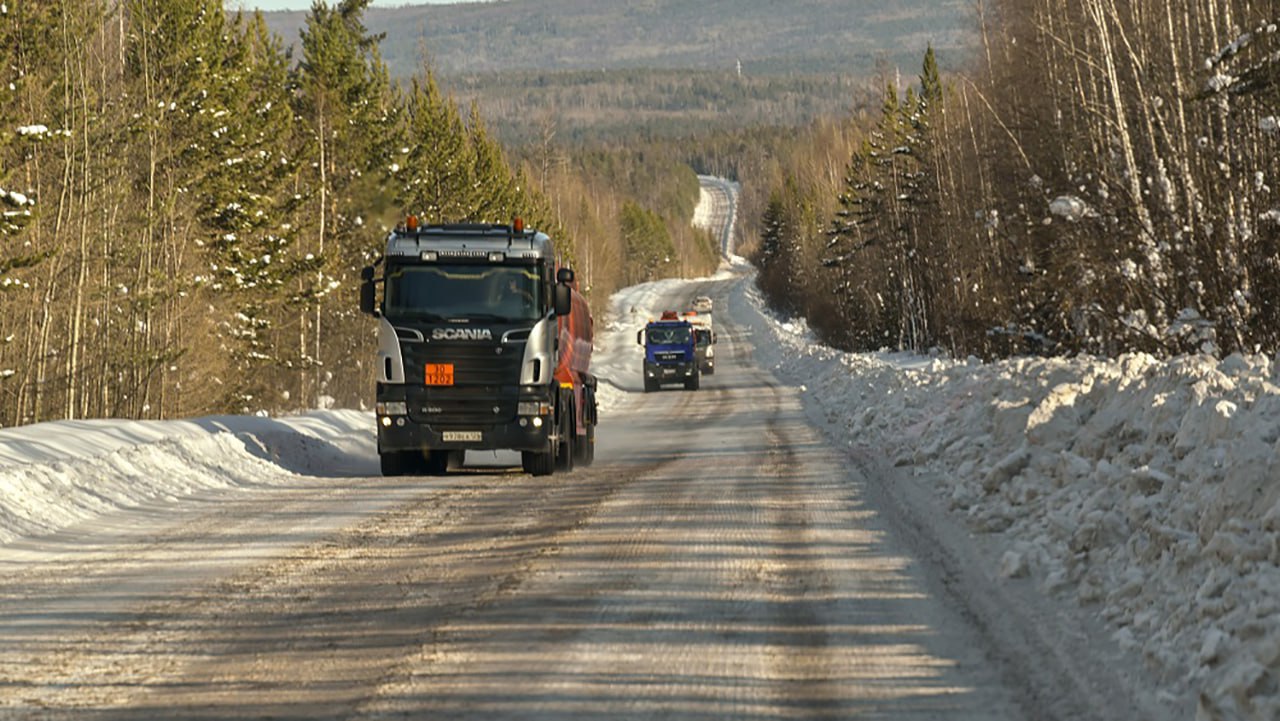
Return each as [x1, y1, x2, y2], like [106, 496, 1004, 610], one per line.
[556, 423, 575, 472]
[522, 448, 554, 476]
[574, 422, 595, 466]
[422, 450, 457, 476]
[643, 378, 657, 393]
[380, 451, 411, 476]
[685, 374, 700, 391]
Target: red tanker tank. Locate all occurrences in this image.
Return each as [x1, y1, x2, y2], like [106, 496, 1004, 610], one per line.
[555, 279, 593, 384]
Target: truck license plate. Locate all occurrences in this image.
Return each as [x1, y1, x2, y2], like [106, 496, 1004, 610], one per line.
[443, 431, 481, 442]
[425, 363, 454, 386]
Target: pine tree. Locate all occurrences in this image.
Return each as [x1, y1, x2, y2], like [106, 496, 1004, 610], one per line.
[201, 11, 313, 410]
[397, 70, 475, 222]
[620, 201, 676, 284]
[466, 102, 524, 224]
[0, 1, 49, 247]
[294, 0, 397, 407]
[0, 0, 59, 420]
[114, 0, 249, 417]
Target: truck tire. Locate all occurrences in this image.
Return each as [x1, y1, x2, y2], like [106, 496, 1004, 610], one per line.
[380, 451, 412, 476]
[685, 374, 700, 391]
[422, 450, 462, 476]
[574, 422, 595, 466]
[522, 448, 554, 476]
[644, 378, 657, 393]
[556, 417, 576, 472]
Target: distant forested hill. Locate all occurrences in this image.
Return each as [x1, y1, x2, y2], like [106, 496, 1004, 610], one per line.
[255, 0, 973, 143]
[259, 0, 972, 79]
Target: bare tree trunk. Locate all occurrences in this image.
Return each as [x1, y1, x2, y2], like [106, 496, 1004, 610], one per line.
[65, 21, 93, 420]
[1085, 0, 1161, 286]
[314, 109, 328, 408]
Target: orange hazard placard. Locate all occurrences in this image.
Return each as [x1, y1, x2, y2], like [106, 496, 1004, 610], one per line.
[425, 363, 454, 386]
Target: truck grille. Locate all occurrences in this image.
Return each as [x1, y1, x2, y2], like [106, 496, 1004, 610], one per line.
[407, 386, 518, 425]
[402, 339, 526, 425]
[403, 340, 525, 386]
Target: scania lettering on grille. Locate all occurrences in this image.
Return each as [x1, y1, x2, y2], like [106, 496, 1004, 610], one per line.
[432, 328, 493, 341]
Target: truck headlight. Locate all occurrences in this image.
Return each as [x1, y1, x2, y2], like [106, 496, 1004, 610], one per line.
[377, 401, 408, 416]
[518, 401, 551, 416]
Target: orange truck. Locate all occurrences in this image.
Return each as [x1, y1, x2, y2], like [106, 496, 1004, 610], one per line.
[360, 220, 597, 476]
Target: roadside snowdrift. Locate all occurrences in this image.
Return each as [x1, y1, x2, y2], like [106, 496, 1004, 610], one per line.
[0, 412, 376, 545]
[741, 282, 1280, 721]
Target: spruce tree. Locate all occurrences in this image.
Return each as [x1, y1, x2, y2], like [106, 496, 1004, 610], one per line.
[756, 191, 789, 308]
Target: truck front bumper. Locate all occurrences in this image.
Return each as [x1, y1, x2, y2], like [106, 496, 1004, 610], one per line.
[377, 415, 552, 454]
[644, 360, 697, 383]
[375, 383, 556, 454]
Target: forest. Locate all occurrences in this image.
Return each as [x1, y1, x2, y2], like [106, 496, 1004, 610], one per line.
[260, 0, 973, 79]
[743, 1, 1280, 360]
[0, 0, 716, 427]
[4, 0, 1276, 429]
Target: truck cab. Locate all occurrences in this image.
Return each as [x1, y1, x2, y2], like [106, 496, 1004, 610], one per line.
[638, 311, 700, 392]
[360, 219, 596, 477]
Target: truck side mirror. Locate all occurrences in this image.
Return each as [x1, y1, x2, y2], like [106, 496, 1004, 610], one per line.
[557, 267, 575, 285]
[359, 266, 377, 315]
[636, 330, 643, 346]
[360, 279, 377, 316]
[553, 283, 571, 317]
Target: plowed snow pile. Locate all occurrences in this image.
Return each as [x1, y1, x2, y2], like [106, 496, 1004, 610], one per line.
[745, 284, 1280, 721]
[0, 412, 376, 545]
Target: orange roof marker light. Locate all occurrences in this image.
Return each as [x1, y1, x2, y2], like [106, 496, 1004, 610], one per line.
[405, 215, 419, 232]
[513, 217, 524, 233]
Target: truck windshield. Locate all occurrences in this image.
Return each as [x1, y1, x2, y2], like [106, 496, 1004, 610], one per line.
[646, 326, 692, 345]
[384, 264, 543, 322]
[695, 328, 711, 347]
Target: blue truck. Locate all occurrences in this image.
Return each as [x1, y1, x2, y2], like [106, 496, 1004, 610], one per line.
[637, 311, 701, 392]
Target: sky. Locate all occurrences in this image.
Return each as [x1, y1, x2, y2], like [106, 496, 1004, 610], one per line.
[230, 0, 464, 11]
[2, 184, 1279, 719]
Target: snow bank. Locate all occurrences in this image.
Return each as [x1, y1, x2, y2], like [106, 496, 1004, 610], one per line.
[0, 411, 376, 545]
[745, 284, 1280, 720]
